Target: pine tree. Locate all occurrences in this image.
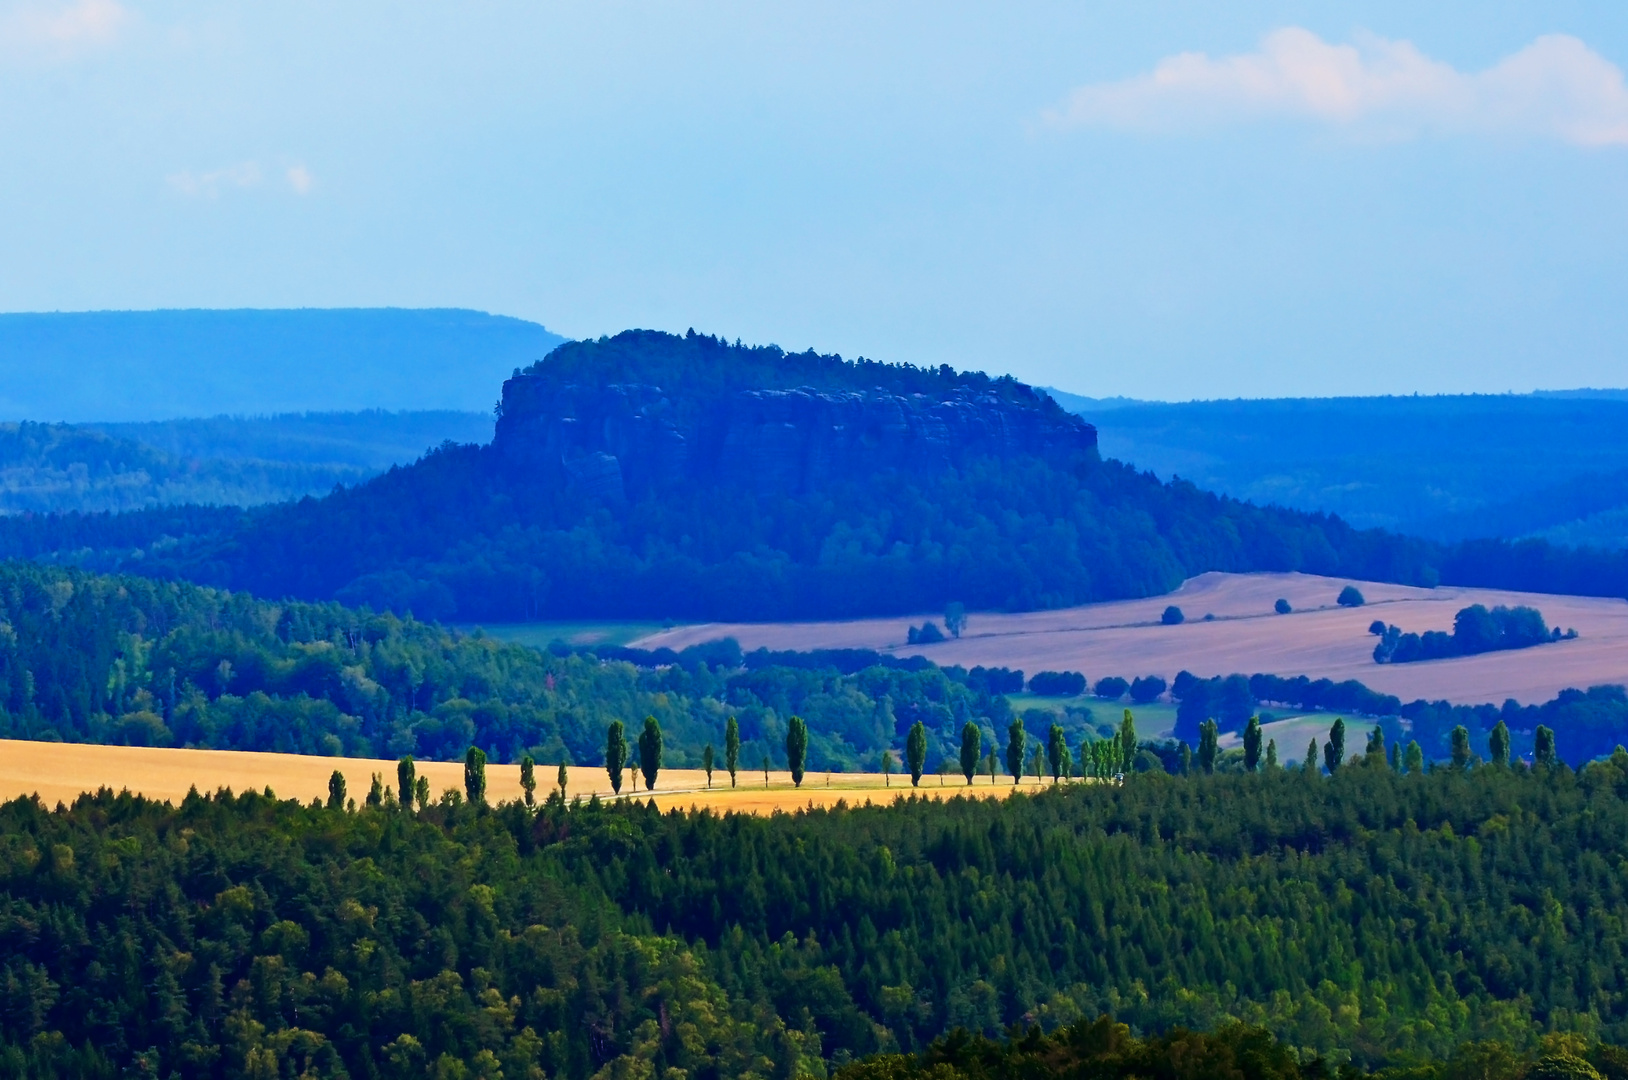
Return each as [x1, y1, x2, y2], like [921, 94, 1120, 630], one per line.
[397, 756, 416, 812]
[519, 755, 536, 807]
[1265, 738, 1277, 769]
[1535, 724, 1557, 769]
[1198, 719, 1218, 774]
[907, 721, 927, 787]
[703, 744, 715, 789]
[606, 721, 627, 795]
[725, 716, 740, 788]
[327, 770, 346, 809]
[1451, 724, 1472, 769]
[960, 721, 981, 784]
[639, 716, 663, 790]
[1243, 716, 1262, 772]
[786, 715, 808, 788]
[1042, 724, 1063, 782]
[1323, 718, 1345, 773]
[1006, 719, 1026, 785]
[1490, 719, 1510, 766]
[1404, 739, 1424, 774]
[464, 746, 487, 805]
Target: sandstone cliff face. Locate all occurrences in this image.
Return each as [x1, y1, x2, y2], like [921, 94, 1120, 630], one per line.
[493, 375, 1097, 503]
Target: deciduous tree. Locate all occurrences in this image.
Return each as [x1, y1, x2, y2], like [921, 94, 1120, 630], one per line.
[959, 721, 981, 784]
[1006, 719, 1026, 785]
[639, 716, 663, 790]
[464, 746, 487, 805]
[907, 721, 927, 787]
[606, 721, 627, 795]
[786, 715, 808, 788]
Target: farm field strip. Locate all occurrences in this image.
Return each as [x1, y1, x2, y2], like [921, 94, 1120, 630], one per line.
[0, 739, 1049, 813]
[632, 571, 1628, 707]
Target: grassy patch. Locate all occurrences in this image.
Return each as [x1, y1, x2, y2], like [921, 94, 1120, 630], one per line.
[465, 620, 669, 649]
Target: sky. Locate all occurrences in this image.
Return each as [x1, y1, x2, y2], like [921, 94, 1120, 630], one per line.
[1, 2, 1626, 400]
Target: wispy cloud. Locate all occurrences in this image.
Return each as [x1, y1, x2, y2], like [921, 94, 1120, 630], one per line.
[168, 161, 316, 199]
[0, 0, 128, 60]
[167, 162, 263, 199]
[1045, 29, 1628, 146]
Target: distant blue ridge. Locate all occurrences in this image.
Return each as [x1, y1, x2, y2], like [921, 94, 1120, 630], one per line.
[0, 308, 567, 422]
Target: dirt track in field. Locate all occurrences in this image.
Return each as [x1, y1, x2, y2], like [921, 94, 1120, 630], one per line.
[633, 571, 1628, 707]
[0, 740, 1041, 812]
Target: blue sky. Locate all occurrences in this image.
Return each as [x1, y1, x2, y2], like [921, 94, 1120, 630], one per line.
[1, 1, 1626, 399]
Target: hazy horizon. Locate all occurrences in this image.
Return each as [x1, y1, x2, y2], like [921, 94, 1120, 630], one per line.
[1, 2, 1625, 401]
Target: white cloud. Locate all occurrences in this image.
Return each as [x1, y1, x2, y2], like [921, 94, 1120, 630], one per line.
[167, 161, 263, 199]
[0, 0, 128, 60]
[1046, 28, 1628, 146]
[285, 165, 314, 195]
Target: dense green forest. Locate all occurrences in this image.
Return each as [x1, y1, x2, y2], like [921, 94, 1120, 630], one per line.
[837, 1017, 1624, 1080]
[0, 562, 1041, 773]
[8, 760, 1628, 1076]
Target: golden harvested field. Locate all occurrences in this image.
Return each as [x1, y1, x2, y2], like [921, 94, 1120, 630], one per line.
[0, 739, 1043, 812]
[634, 571, 1628, 706]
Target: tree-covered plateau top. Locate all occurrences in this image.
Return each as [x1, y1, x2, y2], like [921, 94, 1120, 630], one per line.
[519, 328, 1067, 408]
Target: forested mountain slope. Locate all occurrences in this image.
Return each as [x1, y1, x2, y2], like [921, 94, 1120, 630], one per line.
[7, 762, 1628, 1076]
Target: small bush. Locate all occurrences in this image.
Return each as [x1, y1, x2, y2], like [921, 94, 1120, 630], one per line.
[1161, 605, 1185, 625]
[1369, 619, 1387, 636]
[1337, 585, 1366, 607]
[907, 621, 946, 645]
[1274, 598, 1291, 614]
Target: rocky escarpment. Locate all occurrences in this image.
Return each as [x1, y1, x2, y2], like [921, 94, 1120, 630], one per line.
[493, 377, 1098, 504]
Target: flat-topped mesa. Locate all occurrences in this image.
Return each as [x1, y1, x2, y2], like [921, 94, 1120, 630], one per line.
[494, 373, 1097, 503]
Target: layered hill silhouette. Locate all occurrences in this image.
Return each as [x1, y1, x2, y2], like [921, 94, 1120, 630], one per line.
[2, 329, 1468, 622]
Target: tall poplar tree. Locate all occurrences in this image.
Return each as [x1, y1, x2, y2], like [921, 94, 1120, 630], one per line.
[396, 756, 415, 812]
[786, 715, 808, 788]
[1006, 719, 1026, 785]
[702, 744, 715, 789]
[464, 746, 487, 806]
[959, 721, 981, 784]
[1535, 724, 1557, 769]
[1265, 738, 1277, 769]
[1047, 724, 1066, 783]
[1404, 739, 1424, 774]
[519, 755, 536, 807]
[327, 770, 346, 809]
[724, 716, 740, 788]
[557, 760, 569, 800]
[1489, 720, 1510, 766]
[638, 716, 663, 790]
[1243, 716, 1262, 772]
[1323, 718, 1345, 774]
[605, 721, 627, 795]
[1451, 724, 1472, 769]
[1120, 710, 1137, 771]
[906, 721, 927, 787]
[1198, 719, 1218, 774]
